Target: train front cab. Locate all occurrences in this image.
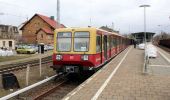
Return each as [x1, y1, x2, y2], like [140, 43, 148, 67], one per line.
[52, 28, 100, 74]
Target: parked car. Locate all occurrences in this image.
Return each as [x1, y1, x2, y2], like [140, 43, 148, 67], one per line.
[44, 45, 53, 51]
[16, 46, 36, 54]
[27, 44, 38, 52]
[47, 45, 54, 50]
[44, 45, 48, 51]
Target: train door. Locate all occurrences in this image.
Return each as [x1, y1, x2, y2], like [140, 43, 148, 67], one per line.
[119, 37, 121, 51]
[115, 36, 118, 54]
[100, 35, 103, 64]
[104, 35, 107, 60]
[109, 36, 111, 58]
[117, 37, 120, 53]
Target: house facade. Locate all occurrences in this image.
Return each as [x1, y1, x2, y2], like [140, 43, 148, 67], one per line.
[0, 39, 15, 50]
[0, 25, 19, 50]
[36, 28, 53, 44]
[20, 14, 65, 44]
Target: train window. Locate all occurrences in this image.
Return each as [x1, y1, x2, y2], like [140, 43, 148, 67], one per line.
[117, 37, 120, 45]
[74, 32, 89, 37]
[107, 37, 110, 50]
[96, 35, 101, 52]
[114, 39, 117, 46]
[57, 32, 72, 51]
[111, 37, 116, 47]
[58, 32, 71, 37]
[74, 32, 89, 52]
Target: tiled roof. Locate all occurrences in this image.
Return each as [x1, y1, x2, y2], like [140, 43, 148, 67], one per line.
[41, 28, 53, 35]
[36, 28, 53, 35]
[37, 14, 57, 29]
[37, 14, 66, 28]
[20, 13, 66, 30]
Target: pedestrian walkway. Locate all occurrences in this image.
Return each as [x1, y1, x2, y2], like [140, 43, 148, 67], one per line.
[63, 46, 170, 100]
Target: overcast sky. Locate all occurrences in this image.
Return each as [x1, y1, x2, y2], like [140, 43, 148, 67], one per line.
[0, 0, 170, 34]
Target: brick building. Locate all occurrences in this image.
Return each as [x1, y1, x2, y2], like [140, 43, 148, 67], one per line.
[20, 13, 65, 44]
[36, 28, 54, 44]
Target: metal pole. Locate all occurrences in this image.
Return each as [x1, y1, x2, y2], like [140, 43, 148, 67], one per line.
[26, 64, 30, 86]
[57, 0, 60, 28]
[140, 4, 150, 49]
[144, 7, 146, 45]
[112, 22, 114, 30]
[140, 5, 150, 73]
[39, 46, 42, 77]
[40, 56, 42, 77]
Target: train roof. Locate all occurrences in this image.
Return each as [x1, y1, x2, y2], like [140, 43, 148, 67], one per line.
[55, 27, 127, 38]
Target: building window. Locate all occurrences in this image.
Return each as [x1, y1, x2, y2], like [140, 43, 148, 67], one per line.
[48, 35, 53, 40]
[48, 35, 50, 39]
[41, 34, 43, 38]
[9, 41, 12, 47]
[3, 41, 5, 47]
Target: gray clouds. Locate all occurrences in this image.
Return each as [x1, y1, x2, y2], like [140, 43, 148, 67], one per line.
[0, 0, 170, 34]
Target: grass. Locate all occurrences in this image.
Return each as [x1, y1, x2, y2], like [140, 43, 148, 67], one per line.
[0, 55, 32, 62]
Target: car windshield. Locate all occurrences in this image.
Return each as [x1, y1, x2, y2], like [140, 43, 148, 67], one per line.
[57, 32, 72, 51]
[25, 46, 32, 49]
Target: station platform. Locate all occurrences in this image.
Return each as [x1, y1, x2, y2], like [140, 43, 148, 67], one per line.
[63, 46, 170, 100]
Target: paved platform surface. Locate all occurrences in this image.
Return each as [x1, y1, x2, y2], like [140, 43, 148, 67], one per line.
[149, 47, 170, 75]
[63, 46, 170, 100]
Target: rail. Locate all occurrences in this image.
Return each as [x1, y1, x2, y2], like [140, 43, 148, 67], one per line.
[33, 80, 67, 100]
[0, 56, 52, 74]
[0, 73, 63, 100]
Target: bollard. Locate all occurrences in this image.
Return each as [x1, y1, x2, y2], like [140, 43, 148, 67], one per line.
[26, 64, 30, 86]
[39, 57, 42, 77]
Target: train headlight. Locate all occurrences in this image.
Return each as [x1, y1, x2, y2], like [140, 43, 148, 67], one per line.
[82, 55, 88, 61]
[56, 55, 62, 60]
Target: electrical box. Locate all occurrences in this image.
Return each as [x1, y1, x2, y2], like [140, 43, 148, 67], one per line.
[2, 73, 20, 90]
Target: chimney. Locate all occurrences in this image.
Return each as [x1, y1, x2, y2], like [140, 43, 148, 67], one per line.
[50, 16, 54, 20]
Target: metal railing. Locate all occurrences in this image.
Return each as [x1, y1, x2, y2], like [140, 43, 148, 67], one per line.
[0, 74, 61, 100]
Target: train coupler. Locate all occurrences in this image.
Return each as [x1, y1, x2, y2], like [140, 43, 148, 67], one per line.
[65, 66, 79, 73]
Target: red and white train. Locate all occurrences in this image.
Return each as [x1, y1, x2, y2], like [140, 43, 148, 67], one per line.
[51, 27, 131, 74]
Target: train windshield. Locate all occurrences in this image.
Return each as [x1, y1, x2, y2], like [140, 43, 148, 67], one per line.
[74, 32, 90, 52]
[57, 32, 72, 51]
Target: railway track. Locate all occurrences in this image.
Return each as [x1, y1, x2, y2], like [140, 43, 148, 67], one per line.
[158, 45, 170, 53]
[13, 74, 85, 100]
[41, 80, 81, 100]
[33, 75, 90, 100]
[33, 79, 68, 100]
[0, 56, 52, 74]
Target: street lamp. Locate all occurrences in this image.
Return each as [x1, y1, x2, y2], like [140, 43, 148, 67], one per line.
[139, 5, 150, 47]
